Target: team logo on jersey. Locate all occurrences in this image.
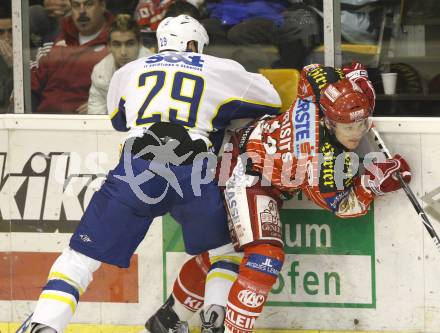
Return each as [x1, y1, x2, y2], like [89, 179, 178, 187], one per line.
[257, 196, 281, 241]
[293, 98, 316, 157]
[320, 142, 335, 190]
[319, 140, 355, 197]
[145, 53, 205, 70]
[306, 66, 345, 99]
[326, 190, 350, 212]
[278, 112, 292, 163]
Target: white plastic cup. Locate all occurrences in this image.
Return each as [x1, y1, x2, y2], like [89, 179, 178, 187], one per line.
[381, 73, 398, 95]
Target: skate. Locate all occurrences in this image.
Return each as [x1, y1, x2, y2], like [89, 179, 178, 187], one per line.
[200, 305, 225, 333]
[142, 295, 190, 333]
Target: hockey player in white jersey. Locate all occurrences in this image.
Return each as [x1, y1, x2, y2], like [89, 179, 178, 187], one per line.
[25, 15, 281, 333]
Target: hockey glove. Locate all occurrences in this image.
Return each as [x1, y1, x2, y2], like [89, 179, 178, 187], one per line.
[342, 61, 376, 110]
[361, 154, 411, 196]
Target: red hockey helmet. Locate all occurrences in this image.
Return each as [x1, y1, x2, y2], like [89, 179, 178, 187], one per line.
[319, 78, 372, 123]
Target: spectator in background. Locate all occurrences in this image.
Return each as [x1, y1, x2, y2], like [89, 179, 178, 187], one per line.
[134, 0, 201, 32]
[29, 0, 71, 53]
[200, 0, 389, 70]
[306, 0, 385, 45]
[165, 0, 200, 19]
[31, 0, 113, 114]
[88, 14, 153, 114]
[105, 0, 138, 15]
[135, 0, 201, 48]
[0, 3, 13, 113]
[202, 0, 289, 44]
[135, 0, 174, 33]
[201, 0, 320, 70]
[29, 0, 71, 69]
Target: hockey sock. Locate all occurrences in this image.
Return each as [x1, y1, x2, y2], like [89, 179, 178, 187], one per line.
[204, 243, 242, 308]
[197, 243, 242, 333]
[31, 248, 101, 333]
[146, 253, 211, 333]
[224, 244, 284, 333]
[172, 253, 211, 319]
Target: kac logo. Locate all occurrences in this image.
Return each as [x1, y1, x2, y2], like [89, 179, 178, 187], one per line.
[237, 289, 265, 308]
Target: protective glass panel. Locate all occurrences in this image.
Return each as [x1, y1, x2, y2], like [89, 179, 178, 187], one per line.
[340, 0, 440, 116]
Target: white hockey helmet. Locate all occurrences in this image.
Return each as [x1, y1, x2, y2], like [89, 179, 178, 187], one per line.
[156, 14, 209, 53]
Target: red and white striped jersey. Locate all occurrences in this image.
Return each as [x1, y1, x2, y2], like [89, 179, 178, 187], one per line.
[243, 97, 374, 218]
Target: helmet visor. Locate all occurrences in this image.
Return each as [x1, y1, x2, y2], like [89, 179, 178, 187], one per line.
[327, 117, 372, 150]
[331, 117, 372, 136]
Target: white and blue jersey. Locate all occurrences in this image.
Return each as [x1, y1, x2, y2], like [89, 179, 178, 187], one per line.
[68, 52, 281, 268]
[31, 52, 281, 333]
[108, 51, 281, 152]
[33, 52, 279, 332]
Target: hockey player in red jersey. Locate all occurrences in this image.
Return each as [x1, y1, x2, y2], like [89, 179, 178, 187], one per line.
[142, 64, 412, 333]
[218, 66, 411, 333]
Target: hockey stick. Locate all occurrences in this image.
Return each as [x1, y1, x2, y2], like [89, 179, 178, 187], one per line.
[370, 125, 440, 252]
[15, 312, 33, 333]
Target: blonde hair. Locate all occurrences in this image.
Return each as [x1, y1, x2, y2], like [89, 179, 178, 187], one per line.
[109, 14, 140, 41]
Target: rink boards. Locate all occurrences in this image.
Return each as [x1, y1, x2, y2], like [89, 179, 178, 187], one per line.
[1, 115, 440, 333]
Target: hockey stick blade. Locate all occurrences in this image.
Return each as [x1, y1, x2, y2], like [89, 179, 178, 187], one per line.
[370, 126, 440, 253]
[16, 313, 33, 333]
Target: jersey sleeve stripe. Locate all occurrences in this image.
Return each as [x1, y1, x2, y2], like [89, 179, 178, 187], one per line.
[110, 97, 130, 132]
[210, 98, 281, 130]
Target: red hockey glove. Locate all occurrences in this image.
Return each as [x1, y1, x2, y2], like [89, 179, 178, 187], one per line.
[342, 62, 376, 110]
[342, 61, 366, 74]
[361, 154, 411, 195]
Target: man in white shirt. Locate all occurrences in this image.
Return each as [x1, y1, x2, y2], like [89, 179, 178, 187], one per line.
[88, 14, 153, 115]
